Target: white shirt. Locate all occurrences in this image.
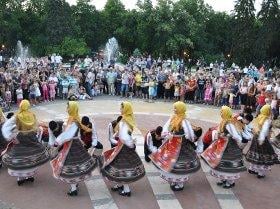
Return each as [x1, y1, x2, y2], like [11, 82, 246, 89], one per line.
[55, 55, 62, 64]
[118, 121, 134, 148]
[50, 121, 98, 147]
[108, 122, 118, 145]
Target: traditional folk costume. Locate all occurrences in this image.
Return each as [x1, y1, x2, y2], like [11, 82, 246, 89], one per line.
[108, 116, 122, 148]
[201, 106, 247, 189]
[101, 102, 145, 196]
[271, 117, 280, 160]
[1, 100, 49, 185]
[246, 105, 279, 178]
[0, 108, 7, 168]
[144, 126, 164, 162]
[49, 101, 98, 196]
[150, 101, 202, 191]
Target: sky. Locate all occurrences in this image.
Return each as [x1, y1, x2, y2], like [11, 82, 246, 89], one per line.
[66, 0, 263, 13]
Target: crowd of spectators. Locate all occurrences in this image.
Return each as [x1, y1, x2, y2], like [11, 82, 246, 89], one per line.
[0, 54, 279, 118]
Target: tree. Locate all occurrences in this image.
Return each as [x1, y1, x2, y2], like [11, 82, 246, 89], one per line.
[232, 0, 256, 65]
[103, 0, 126, 38]
[47, 37, 89, 57]
[45, 0, 77, 46]
[258, 0, 280, 66]
[73, 0, 103, 50]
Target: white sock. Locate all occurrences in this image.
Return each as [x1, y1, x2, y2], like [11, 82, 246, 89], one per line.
[178, 182, 184, 188]
[70, 184, 77, 192]
[226, 180, 234, 186]
[258, 170, 265, 176]
[123, 184, 130, 192]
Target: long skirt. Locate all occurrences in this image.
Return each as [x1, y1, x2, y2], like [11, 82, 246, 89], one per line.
[150, 136, 200, 183]
[51, 139, 97, 184]
[2, 131, 49, 177]
[246, 137, 279, 166]
[202, 137, 246, 180]
[101, 142, 145, 183]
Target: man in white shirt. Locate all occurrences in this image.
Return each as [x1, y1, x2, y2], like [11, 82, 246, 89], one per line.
[121, 71, 129, 97]
[84, 56, 92, 68]
[55, 54, 62, 66]
[85, 69, 94, 97]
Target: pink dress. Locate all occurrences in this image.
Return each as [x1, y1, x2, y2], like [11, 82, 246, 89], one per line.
[204, 84, 213, 102]
[42, 82, 49, 101]
[49, 83, 56, 98]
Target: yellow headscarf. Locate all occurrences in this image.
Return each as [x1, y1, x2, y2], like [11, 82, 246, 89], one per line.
[121, 101, 136, 131]
[170, 101, 186, 132]
[16, 100, 37, 131]
[218, 106, 233, 133]
[0, 107, 6, 124]
[67, 101, 91, 132]
[253, 104, 271, 132]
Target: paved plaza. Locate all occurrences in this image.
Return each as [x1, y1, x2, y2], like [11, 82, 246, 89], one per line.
[0, 98, 279, 209]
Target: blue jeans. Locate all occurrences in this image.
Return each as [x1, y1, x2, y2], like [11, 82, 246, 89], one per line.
[85, 82, 93, 97]
[121, 84, 128, 94]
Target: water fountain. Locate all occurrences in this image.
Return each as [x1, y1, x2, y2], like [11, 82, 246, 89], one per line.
[105, 37, 119, 64]
[16, 40, 30, 69]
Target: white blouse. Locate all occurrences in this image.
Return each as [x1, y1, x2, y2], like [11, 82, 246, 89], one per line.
[49, 120, 98, 147]
[1, 116, 42, 142]
[258, 119, 271, 144]
[108, 122, 118, 145]
[118, 121, 134, 148]
[162, 118, 203, 153]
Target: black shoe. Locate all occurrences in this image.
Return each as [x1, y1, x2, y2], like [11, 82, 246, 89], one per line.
[223, 183, 235, 189]
[170, 185, 184, 191]
[26, 177, 34, 182]
[248, 169, 258, 175]
[111, 185, 124, 192]
[118, 190, 131, 197]
[17, 179, 26, 186]
[0, 163, 2, 169]
[257, 175, 265, 179]
[67, 190, 78, 196]
[216, 180, 226, 186]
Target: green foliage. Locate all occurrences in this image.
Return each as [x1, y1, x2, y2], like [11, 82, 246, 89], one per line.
[47, 37, 89, 57]
[133, 48, 142, 57]
[0, 0, 279, 66]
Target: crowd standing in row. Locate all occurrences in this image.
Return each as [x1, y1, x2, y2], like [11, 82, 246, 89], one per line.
[0, 55, 279, 118]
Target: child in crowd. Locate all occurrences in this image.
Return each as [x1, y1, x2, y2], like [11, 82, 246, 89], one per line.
[62, 78, 70, 100]
[228, 89, 237, 109]
[256, 90, 266, 115]
[174, 83, 180, 101]
[16, 86, 23, 106]
[204, 81, 213, 105]
[221, 86, 229, 106]
[34, 80, 41, 103]
[5, 87, 12, 110]
[49, 80, 56, 101]
[163, 79, 172, 102]
[180, 83, 186, 102]
[148, 78, 155, 102]
[41, 79, 49, 102]
[29, 81, 37, 106]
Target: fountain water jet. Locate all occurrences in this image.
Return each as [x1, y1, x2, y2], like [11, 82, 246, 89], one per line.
[105, 37, 119, 65]
[16, 40, 30, 69]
